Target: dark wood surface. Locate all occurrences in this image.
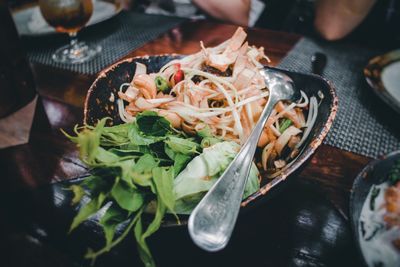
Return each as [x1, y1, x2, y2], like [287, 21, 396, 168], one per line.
[0, 20, 372, 266]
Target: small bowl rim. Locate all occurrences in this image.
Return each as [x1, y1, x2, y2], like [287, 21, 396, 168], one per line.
[364, 49, 400, 114]
[349, 149, 400, 266]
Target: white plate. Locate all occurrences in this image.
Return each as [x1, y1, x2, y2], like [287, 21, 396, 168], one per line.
[350, 151, 400, 267]
[12, 0, 121, 36]
[364, 50, 400, 114]
[381, 61, 400, 104]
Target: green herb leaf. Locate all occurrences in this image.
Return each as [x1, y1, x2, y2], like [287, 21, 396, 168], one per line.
[279, 118, 293, 133]
[81, 174, 113, 197]
[134, 215, 156, 267]
[165, 136, 200, 155]
[95, 147, 123, 165]
[115, 159, 137, 187]
[99, 203, 128, 246]
[164, 144, 192, 175]
[111, 179, 144, 212]
[86, 208, 143, 264]
[131, 154, 159, 189]
[388, 159, 400, 185]
[152, 167, 176, 213]
[108, 147, 143, 157]
[120, 143, 151, 154]
[133, 154, 159, 173]
[164, 143, 176, 160]
[99, 123, 131, 146]
[136, 111, 171, 136]
[69, 192, 107, 233]
[69, 185, 85, 206]
[143, 199, 166, 240]
[132, 199, 167, 267]
[173, 153, 192, 174]
[129, 124, 165, 146]
[65, 118, 108, 165]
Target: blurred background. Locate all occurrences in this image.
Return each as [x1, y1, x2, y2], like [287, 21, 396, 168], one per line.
[6, 0, 400, 49]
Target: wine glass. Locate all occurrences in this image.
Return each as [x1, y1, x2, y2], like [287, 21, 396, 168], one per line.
[38, 0, 101, 64]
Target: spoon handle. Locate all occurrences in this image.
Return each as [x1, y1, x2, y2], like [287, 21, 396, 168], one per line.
[188, 90, 280, 252]
[311, 52, 327, 76]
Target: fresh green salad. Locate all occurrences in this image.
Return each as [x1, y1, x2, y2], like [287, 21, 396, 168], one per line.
[64, 111, 260, 267]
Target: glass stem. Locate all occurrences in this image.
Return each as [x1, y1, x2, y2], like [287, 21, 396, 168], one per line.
[69, 32, 79, 50]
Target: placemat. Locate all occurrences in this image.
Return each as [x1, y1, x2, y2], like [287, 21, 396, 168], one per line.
[278, 38, 400, 158]
[25, 12, 185, 75]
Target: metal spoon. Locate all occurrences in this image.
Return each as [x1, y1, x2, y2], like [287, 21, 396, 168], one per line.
[188, 68, 300, 252]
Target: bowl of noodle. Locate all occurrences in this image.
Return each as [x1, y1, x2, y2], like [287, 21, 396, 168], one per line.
[84, 27, 338, 207]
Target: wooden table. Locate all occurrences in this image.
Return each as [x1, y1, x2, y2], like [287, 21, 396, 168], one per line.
[0, 20, 370, 267]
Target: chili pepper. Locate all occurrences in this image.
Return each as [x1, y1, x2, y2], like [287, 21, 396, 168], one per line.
[173, 63, 184, 84]
[174, 70, 184, 84]
[155, 76, 169, 92]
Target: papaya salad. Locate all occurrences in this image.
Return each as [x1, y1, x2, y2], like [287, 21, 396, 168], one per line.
[64, 27, 319, 267]
[117, 27, 318, 176]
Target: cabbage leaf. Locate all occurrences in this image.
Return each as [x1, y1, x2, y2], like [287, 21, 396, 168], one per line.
[173, 141, 260, 214]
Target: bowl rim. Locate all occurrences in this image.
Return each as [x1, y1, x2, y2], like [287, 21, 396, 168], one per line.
[83, 54, 338, 207]
[349, 149, 400, 267]
[364, 49, 400, 114]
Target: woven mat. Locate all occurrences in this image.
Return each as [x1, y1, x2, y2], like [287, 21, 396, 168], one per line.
[278, 38, 400, 158]
[25, 12, 184, 75]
